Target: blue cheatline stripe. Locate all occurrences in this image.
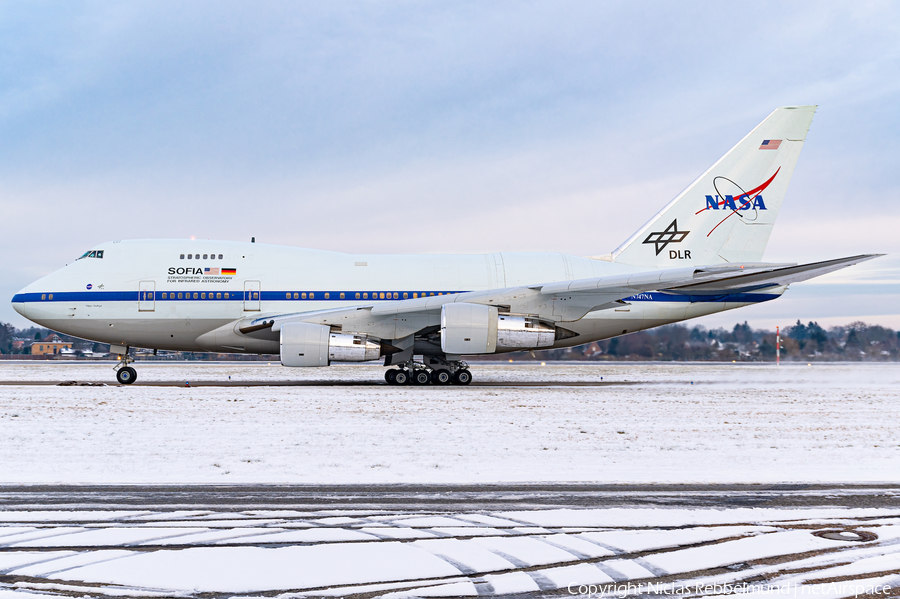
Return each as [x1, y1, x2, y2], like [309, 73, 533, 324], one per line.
[11, 290, 780, 305]
[10, 290, 463, 303]
[623, 291, 781, 303]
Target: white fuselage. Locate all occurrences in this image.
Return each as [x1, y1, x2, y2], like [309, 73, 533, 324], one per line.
[12, 239, 782, 355]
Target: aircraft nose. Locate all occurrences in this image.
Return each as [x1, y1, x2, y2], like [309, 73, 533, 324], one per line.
[12, 287, 29, 317]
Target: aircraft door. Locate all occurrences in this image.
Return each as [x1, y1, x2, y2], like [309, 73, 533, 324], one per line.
[139, 281, 156, 312]
[244, 280, 261, 311]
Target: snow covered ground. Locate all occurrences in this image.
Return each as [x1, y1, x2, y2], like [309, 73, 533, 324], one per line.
[0, 506, 898, 597]
[0, 362, 898, 483]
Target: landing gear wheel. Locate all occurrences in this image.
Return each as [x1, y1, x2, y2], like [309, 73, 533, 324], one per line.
[393, 369, 410, 385]
[385, 369, 397, 384]
[117, 367, 137, 385]
[452, 369, 472, 385]
[412, 370, 431, 385]
[432, 369, 452, 385]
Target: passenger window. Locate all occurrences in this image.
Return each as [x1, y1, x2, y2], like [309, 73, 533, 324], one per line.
[403, 292, 408, 299]
[180, 254, 184, 259]
[201, 293, 206, 299]
[210, 254, 215, 260]
[187, 254, 192, 259]
[286, 292, 291, 299]
[41, 294, 46, 300]
[413, 293, 418, 298]
[49, 294, 53, 300]
[253, 292, 258, 299]
[301, 292, 306, 299]
[324, 292, 330, 299]
[355, 292, 360, 299]
[224, 292, 229, 299]
[363, 292, 368, 299]
[309, 292, 314, 299]
[203, 254, 208, 259]
[193, 293, 198, 299]
[178, 292, 183, 299]
[430, 292, 435, 296]
[161, 292, 167, 299]
[340, 292, 345, 299]
[218, 254, 223, 259]
[379, 292, 385, 299]
[216, 293, 221, 299]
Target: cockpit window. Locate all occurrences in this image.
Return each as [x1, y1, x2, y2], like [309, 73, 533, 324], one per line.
[77, 250, 104, 260]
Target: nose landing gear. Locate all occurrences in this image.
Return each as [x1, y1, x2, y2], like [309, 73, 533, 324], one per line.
[116, 367, 137, 385]
[114, 348, 137, 385]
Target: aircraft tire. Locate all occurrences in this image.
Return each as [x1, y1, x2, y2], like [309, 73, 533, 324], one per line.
[385, 369, 397, 384]
[393, 369, 410, 385]
[117, 367, 137, 385]
[431, 369, 452, 385]
[412, 370, 431, 385]
[452, 369, 472, 385]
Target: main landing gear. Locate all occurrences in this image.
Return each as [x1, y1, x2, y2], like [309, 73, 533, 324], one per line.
[384, 361, 472, 386]
[114, 348, 137, 385]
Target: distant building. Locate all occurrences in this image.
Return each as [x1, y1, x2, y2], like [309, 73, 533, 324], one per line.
[11, 338, 27, 350]
[30, 334, 73, 356]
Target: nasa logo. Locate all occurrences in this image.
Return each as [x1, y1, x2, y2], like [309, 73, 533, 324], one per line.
[704, 195, 768, 211]
[168, 267, 204, 275]
[86, 284, 92, 290]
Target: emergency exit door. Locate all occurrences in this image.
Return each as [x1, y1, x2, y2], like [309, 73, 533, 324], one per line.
[244, 280, 261, 311]
[138, 281, 155, 312]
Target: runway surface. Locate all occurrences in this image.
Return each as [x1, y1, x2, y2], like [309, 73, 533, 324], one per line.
[2, 379, 641, 387]
[1, 485, 899, 598]
[2, 484, 900, 511]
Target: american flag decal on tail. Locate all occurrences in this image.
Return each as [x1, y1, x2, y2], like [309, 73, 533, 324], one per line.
[759, 139, 782, 150]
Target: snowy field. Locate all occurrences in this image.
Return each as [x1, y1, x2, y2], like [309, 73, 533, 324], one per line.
[1, 362, 899, 484]
[0, 506, 898, 597]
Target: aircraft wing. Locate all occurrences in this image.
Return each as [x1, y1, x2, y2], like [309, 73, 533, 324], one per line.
[240, 254, 881, 339]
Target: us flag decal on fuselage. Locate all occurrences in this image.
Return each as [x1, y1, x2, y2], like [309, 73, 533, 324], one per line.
[759, 139, 782, 150]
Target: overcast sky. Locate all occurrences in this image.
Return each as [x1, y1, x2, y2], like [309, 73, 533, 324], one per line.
[2, 1, 898, 330]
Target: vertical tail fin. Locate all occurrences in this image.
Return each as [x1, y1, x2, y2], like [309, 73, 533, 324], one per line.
[610, 105, 816, 267]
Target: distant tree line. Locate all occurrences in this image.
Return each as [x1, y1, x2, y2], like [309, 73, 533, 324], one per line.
[522, 320, 900, 362]
[2, 320, 899, 361]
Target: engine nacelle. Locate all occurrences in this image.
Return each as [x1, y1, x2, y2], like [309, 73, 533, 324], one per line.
[440, 303, 558, 354]
[281, 322, 382, 367]
[497, 314, 556, 349]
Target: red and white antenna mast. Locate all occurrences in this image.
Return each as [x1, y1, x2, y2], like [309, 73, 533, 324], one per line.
[776, 326, 781, 366]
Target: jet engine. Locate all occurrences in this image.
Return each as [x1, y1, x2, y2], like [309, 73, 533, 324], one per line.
[280, 322, 384, 367]
[440, 303, 569, 354]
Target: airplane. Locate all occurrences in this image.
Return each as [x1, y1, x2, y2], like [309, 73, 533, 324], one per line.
[11, 105, 881, 385]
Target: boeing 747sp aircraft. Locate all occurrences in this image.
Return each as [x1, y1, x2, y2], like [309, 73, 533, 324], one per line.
[12, 106, 880, 385]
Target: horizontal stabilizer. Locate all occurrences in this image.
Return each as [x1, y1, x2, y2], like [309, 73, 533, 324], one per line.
[668, 254, 883, 293]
